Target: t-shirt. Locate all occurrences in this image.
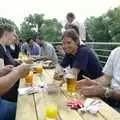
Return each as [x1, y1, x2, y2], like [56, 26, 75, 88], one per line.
[103, 47, 120, 90]
[61, 45, 103, 80]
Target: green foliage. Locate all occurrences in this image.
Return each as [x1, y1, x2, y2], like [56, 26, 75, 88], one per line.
[41, 18, 62, 42]
[86, 7, 120, 66]
[0, 17, 19, 35]
[86, 7, 120, 42]
[20, 14, 63, 42]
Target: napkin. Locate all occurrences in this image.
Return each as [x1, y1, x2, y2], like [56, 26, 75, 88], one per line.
[78, 98, 101, 114]
[18, 85, 47, 96]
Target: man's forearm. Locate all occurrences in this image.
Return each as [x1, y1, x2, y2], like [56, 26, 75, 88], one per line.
[96, 75, 112, 86]
[0, 70, 20, 96]
[110, 90, 120, 101]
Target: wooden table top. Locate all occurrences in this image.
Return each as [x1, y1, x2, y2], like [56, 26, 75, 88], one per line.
[16, 69, 120, 120]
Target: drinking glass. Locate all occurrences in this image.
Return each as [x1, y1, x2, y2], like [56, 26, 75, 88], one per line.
[64, 73, 77, 95]
[44, 83, 61, 120]
[25, 71, 33, 84]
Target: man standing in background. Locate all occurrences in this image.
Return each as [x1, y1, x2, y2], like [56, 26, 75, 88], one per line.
[65, 12, 86, 42]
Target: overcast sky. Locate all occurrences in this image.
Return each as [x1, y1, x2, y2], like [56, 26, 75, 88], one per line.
[0, 0, 119, 28]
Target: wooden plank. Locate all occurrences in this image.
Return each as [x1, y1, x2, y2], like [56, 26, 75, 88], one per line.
[15, 78, 37, 120]
[98, 100, 120, 120]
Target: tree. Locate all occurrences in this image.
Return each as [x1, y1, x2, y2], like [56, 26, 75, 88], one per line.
[0, 17, 19, 35]
[19, 14, 62, 42]
[86, 7, 120, 66]
[86, 7, 120, 42]
[41, 18, 62, 42]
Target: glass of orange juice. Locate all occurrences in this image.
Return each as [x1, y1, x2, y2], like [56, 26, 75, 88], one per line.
[25, 72, 33, 84]
[34, 66, 43, 73]
[45, 103, 58, 119]
[43, 83, 61, 120]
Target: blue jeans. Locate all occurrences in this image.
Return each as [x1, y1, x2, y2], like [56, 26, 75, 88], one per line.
[0, 98, 16, 120]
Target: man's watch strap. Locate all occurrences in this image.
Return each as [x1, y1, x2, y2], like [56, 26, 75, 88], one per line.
[104, 88, 112, 98]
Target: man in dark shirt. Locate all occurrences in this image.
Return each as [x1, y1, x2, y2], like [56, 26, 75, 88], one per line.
[60, 29, 102, 80]
[61, 45, 103, 80]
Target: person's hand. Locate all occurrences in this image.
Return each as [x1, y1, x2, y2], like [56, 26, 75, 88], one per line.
[53, 70, 65, 81]
[79, 84, 106, 97]
[76, 75, 98, 90]
[4, 65, 14, 73]
[0, 65, 14, 76]
[24, 58, 35, 64]
[15, 63, 31, 78]
[56, 45, 65, 55]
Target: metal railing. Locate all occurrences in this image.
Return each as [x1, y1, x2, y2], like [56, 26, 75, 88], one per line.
[52, 42, 120, 67]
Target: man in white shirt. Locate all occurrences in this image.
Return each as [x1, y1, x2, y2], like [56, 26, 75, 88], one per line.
[65, 12, 86, 42]
[77, 47, 120, 112]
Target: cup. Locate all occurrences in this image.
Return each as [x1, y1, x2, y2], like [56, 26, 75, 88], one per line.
[65, 73, 77, 93]
[45, 103, 58, 119]
[25, 72, 33, 84]
[44, 83, 61, 120]
[34, 66, 43, 73]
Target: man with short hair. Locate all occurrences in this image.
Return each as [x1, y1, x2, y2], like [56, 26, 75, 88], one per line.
[65, 12, 86, 42]
[21, 38, 40, 56]
[36, 36, 58, 64]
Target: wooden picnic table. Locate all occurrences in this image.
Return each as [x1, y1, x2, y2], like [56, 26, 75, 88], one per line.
[16, 69, 120, 120]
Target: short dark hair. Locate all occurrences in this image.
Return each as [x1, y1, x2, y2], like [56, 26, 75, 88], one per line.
[0, 24, 14, 38]
[19, 39, 23, 43]
[67, 12, 75, 19]
[62, 29, 80, 45]
[26, 38, 34, 43]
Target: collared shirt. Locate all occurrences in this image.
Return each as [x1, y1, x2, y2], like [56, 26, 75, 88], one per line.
[103, 47, 120, 90]
[72, 20, 86, 41]
[39, 42, 58, 64]
[21, 42, 40, 55]
[65, 20, 86, 41]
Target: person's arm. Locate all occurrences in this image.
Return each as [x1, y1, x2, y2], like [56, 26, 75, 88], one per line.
[95, 75, 112, 86]
[0, 65, 14, 77]
[78, 75, 120, 101]
[0, 70, 20, 96]
[95, 75, 120, 101]
[109, 90, 120, 101]
[0, 63, 31, 96]
[51, 47, 58, 64]
[56, 45, 65, 56]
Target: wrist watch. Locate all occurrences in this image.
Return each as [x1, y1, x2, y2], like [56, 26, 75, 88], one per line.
[104, 88, 112, 98]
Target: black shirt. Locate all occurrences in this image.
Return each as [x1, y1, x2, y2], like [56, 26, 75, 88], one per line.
[61, 45, 103, 80]
[0, 44, 19, 66]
